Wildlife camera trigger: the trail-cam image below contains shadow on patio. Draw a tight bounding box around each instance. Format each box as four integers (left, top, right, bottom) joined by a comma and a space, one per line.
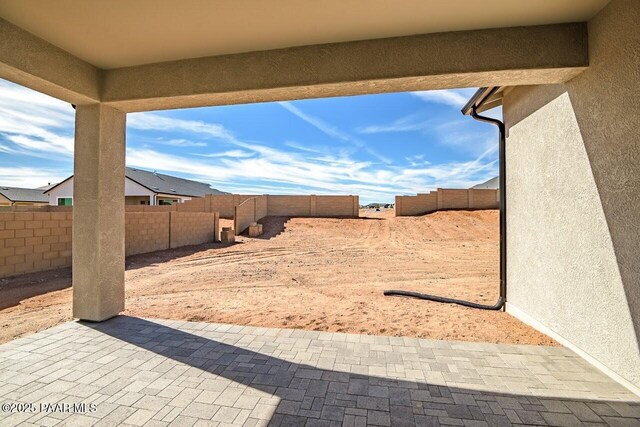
75, 316, 640, 426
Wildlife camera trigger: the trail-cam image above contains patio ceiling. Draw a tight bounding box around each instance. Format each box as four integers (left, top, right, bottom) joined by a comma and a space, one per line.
0, 0, 608, 69
0, 1, 605, 111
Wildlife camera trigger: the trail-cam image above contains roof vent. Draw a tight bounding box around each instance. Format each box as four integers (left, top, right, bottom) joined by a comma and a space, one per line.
153, 186, 159, 190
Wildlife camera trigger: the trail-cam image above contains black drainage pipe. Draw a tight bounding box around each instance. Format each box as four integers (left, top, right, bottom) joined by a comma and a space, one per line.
383, 91, 507, 311
384, 290, 505, 311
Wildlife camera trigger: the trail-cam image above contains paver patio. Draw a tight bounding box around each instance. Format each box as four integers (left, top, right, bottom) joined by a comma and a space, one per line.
0, 317, 638, 426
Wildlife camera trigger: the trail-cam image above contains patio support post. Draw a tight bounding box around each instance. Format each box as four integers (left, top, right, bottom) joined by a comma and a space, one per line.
72, 104, 126, 321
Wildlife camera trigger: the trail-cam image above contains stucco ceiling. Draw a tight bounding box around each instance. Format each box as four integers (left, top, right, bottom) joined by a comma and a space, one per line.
0, 0, 609, 69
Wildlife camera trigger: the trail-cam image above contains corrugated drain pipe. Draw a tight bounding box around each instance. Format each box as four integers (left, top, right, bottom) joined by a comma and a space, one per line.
384, 94, 506, 311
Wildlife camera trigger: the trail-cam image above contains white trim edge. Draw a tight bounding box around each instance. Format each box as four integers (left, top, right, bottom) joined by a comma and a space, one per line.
506, 302, 640, 397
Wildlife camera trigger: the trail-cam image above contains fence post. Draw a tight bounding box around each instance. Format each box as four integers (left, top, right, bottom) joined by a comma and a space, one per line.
168, 211, 173, 249
253, 197, 257, 222
310, 195, 317, 216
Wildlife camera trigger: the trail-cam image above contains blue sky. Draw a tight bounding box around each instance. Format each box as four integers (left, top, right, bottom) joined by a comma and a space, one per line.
0, 79, 499, 203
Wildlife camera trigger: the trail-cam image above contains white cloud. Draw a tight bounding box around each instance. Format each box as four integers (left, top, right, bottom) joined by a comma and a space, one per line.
153, 138, 207, 147
279, 102, 353, 143
411, 88, 477, 109
357, 113, 433, 134
0, 80, 75, 157
0, 166, 68, 188
279, 101, 392, 164
194, 150, 254, 158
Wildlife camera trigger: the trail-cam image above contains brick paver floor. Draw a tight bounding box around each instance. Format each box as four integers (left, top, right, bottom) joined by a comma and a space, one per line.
0, 316, 638, 426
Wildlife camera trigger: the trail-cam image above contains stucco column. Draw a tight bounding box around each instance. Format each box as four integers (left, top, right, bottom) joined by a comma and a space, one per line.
72, 104, 126, 321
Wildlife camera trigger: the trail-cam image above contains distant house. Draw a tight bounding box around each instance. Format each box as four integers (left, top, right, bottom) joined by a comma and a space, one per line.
45, 167, 227, 206
0, 186, 49, 206
471, 176, 499, 190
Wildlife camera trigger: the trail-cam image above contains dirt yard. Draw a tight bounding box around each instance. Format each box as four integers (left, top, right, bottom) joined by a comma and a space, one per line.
0, 209, 555, 346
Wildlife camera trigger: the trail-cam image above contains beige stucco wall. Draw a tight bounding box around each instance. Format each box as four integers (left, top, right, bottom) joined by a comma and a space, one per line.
503, 0, 640, 392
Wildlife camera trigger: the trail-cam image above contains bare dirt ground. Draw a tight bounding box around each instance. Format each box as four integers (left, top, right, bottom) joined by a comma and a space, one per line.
0, 209, 556, 346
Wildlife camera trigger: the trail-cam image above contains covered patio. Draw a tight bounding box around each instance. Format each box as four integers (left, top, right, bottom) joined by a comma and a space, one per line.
1, 0, 640, 423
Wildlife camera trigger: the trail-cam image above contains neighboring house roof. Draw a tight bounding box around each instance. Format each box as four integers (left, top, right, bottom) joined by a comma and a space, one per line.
125, 167, 226, 197
472, 176, 499, 189
0, 186, 49, 203
45, 167, 227, 197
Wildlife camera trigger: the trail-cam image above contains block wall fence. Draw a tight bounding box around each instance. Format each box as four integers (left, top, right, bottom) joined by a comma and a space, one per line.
0, 210, 219, 278
234, 194, 359, 234
122, 194, 359, 221
395, 188, 499, 216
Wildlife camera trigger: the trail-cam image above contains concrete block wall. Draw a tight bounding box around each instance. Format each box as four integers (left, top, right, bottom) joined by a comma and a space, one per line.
267, 195, 312, 216
187, 194, 256, 218
234, 195, 358, 235
395, 189, 498, 216
0, 211, 72, 277
175, 197, 206, 212
125, 212, 170, 256
177, 194, 359, 220
208, 195, 237, 218
0, 210, 220, 278
468, 189, 500, 209
395, 192, 437, 216
170, 212, 219, 248
0, 205, 73, 213
125, 205, 175, 212
437, 189, 470, 210
266, 195, 358, 217
234, 197, 264, 235
315, 195, 360, 217
256, 195, 268, 219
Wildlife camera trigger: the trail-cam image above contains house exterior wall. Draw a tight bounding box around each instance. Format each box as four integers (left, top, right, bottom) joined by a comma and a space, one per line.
125, 196, 151, 205
48, 177, 166, 205
47, 178, 74, 205
156, 193, 192, 205
125, 179, 155, 198
503, 0, 640, 393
